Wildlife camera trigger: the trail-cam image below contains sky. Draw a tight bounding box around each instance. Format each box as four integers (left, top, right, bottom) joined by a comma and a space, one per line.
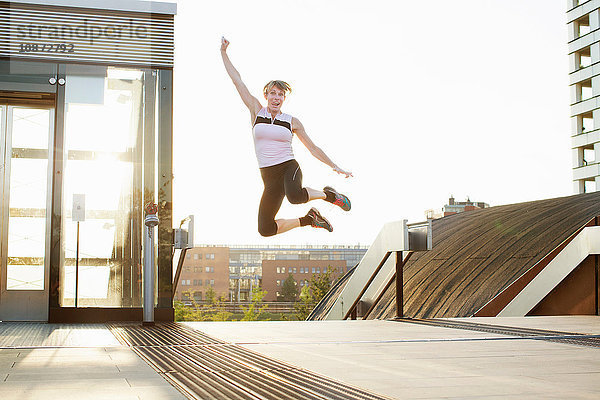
168, 0, 571, 247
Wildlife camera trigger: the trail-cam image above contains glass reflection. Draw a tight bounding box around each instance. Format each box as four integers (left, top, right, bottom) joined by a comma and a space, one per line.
5, 108, 50, 291
60, 67, 145, 307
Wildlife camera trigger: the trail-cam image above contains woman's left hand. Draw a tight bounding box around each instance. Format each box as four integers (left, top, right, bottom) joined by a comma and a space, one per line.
334, 166, 353, 178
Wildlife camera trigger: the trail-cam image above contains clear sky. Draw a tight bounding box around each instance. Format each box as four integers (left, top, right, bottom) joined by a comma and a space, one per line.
168, 0, 571, 246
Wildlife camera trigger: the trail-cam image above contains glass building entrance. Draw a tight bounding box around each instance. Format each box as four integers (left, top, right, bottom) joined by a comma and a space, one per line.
0, 0, 176, 322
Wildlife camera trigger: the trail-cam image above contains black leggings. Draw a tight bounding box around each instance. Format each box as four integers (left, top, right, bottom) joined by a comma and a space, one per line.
258, 159, 309, 237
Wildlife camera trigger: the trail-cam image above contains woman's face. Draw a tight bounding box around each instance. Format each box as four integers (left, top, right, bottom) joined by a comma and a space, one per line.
265, 86, 286, 113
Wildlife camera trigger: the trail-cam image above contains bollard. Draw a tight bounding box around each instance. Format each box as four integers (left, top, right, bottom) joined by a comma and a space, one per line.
143, 202, 159, 326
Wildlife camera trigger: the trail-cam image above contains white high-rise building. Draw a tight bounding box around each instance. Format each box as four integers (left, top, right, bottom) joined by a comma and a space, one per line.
569, 0, 600, 193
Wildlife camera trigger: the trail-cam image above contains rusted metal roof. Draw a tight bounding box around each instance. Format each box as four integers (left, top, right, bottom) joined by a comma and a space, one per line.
349, 192, 600, 320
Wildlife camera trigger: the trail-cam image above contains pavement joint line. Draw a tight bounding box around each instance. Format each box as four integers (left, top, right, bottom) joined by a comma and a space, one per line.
0, 345, 124, 350
91, 334, 600, 347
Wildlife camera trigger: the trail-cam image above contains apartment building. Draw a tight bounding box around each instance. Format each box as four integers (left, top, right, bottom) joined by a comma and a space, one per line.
569, 0, 600, 192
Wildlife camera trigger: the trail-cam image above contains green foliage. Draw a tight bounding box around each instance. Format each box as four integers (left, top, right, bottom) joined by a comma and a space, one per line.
281, 274, 298, 302
311, 266, 334, 300
294, 266, 335, 320
294, 285, 314, 320
240, 287, 269, 321
174, 289, 233, 322
205, 287, 216, 304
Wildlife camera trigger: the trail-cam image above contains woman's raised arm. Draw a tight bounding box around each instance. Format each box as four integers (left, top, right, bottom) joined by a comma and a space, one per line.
220, 37, 262, 120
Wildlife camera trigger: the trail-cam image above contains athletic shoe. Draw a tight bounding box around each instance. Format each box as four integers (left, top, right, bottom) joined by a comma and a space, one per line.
323, 186, 351, 211
306, 207, 333, 232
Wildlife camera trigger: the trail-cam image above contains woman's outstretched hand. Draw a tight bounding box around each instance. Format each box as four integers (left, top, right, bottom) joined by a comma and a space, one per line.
221, 36, 230, 52
333, 166, 353, 178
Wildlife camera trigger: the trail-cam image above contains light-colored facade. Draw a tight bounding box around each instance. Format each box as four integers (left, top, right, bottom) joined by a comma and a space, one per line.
569, 0, 600, 193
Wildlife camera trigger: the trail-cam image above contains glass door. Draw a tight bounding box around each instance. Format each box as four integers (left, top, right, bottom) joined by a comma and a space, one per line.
0, 105, 53, 321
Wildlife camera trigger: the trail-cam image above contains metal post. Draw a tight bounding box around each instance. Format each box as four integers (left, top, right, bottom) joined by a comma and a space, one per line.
75, 221, 79, 308
395, 251, 404, 319
143, 203, 159, 325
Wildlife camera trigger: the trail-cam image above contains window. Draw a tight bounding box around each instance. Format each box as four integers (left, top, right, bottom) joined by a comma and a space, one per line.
300, 280, 304, 286
205, 266, 210, 273
210, 280, 214, 286
198, 280, 203, 286
193, 279, 197, 286
293, 267, 297, 273
206, 253, 215, 260
210, 267, 215, 273
584, 180, 596, 193
312, 267, 316, 273
181, 279, 186, 286
205, 279, 210, 286
576, 14, 590, 38
186, 253, 191, 259
277, 280, 281, 286
193, 254, 199, 260
577, 46, 592, 70
288, 267, 292, 273
316, 267, 320, 274
584, 148, 595, 165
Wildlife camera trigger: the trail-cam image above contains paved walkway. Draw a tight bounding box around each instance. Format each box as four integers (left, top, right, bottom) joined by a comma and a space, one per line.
0, 323, 185, 400
184, 316, 600, 399
0, 317, 598, 399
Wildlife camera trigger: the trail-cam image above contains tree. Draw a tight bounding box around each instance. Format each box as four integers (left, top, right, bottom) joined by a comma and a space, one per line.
310, 266, 334, 301
294, 285, 313, 320
174, 288, 232, 322
280, 274, 298, 302
205, 286, 216, 304
294, 266, 335, 320
241, 287, 269, 321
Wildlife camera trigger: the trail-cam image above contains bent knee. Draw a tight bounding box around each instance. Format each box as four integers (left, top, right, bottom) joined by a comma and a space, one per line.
287, 189, 308, 205
258, 222, 277, 237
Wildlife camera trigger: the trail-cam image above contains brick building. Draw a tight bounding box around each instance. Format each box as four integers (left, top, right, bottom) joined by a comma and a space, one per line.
426, 196, 490, 219
443, 196, 489, 216
261, 259, 347, 302
175, 245, 368, 302
175, 247, 229, 302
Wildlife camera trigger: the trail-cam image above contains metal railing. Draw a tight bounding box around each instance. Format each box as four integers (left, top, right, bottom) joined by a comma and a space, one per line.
324, 219, 432, 320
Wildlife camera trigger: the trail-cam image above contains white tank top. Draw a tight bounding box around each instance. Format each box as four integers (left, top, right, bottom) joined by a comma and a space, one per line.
252, 107, 295, 168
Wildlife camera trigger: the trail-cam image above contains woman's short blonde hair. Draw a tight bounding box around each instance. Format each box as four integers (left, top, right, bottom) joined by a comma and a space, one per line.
263, 80, 292, 97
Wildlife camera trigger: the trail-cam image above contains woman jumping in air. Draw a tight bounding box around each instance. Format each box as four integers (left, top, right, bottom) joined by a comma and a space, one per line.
220, 37, 353, 236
